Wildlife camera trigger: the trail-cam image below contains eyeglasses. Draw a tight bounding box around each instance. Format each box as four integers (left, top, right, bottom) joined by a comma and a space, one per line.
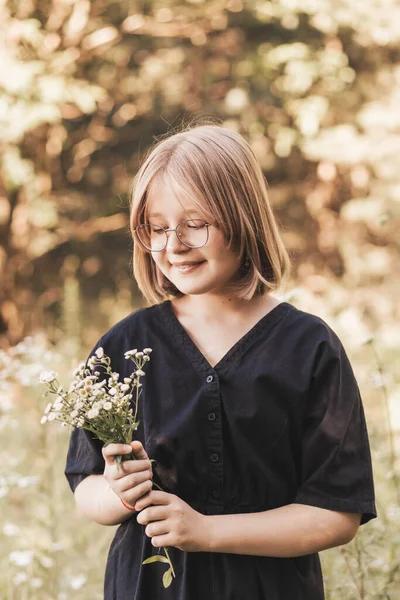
133, 219, 212, 252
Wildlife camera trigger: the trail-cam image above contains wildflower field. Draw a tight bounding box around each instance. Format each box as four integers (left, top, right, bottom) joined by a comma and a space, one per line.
0, 288, 399, 600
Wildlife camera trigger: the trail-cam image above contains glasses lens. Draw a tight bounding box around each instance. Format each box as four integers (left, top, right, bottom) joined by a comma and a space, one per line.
177, 220, 208, 248
136, 224, 167, 251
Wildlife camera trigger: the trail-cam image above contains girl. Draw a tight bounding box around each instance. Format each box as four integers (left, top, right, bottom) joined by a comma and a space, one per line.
65, 124, 376, 600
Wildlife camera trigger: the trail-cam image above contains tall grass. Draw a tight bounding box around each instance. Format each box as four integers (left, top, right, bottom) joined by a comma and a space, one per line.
0, 304, 398, 598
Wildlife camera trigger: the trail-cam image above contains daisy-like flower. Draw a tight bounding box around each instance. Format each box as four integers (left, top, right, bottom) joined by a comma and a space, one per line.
39, 371, 58, 383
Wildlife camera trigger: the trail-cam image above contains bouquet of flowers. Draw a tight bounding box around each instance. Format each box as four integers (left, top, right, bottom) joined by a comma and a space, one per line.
39, 346, 175, 588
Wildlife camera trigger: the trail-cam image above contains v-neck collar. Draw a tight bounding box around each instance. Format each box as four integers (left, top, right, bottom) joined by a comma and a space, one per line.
158, 299, 292, 377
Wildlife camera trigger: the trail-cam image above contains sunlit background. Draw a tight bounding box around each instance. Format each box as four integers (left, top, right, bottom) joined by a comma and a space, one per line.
0, 0, 399, 598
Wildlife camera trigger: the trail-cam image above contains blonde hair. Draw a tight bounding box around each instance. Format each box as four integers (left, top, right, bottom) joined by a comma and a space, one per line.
129, 123, 291, 305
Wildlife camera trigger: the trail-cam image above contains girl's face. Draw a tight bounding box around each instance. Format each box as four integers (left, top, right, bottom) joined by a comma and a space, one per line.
144, 176, 241, 298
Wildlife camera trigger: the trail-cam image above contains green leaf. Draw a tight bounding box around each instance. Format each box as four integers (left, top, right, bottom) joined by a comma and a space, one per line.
163, 568, 173, 588
142, 555, 169, 565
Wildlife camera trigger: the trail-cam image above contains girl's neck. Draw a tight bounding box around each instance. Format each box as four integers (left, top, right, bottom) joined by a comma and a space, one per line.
171, 293, 280, 324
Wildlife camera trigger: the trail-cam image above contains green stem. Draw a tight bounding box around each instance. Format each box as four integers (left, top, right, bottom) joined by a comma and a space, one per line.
370, 341, 400, 505
163, 547, 176, 578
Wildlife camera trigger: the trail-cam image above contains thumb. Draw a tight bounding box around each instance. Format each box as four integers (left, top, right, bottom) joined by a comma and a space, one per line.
130, 440, 149, 461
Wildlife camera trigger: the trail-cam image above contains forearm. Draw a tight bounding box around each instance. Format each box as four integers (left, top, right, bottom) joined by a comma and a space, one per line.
74, 474, 135, 526
206, 503, 361, 557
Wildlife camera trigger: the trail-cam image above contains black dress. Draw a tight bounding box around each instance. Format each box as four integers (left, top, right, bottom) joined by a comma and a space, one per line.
65, 300, 376, 600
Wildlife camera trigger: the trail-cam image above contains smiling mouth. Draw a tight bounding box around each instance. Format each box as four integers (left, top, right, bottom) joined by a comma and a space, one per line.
171, 261, 206, 272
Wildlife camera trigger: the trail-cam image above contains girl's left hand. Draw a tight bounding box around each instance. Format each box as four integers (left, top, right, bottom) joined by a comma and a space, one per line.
135, 491, 210, 552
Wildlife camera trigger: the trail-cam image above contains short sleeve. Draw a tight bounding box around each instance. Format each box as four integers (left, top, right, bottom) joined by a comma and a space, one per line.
64, 339, 106, 493
294, 329, 377, 525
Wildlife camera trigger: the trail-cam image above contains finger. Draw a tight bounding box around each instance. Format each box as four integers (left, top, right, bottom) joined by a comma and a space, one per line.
102, 443, 132, 465
145, 520, 170, 539
115, 456, 152, 475
118, 469, 152, 493
124, 479, 154, 505
135, 491, 171, 512
151, 534, 172, 548
136, 505, 169, 525
130, 440, 150, 461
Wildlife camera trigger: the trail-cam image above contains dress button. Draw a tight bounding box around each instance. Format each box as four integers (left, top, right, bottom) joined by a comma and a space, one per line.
206, 375, 214, 383
210, 453, 219, 462
212, 489, 220, 498
207, 412, 216, 421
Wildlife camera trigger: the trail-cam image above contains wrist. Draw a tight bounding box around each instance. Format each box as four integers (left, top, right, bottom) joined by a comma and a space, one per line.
120, 497, 136, 512
200, 515, 215, 552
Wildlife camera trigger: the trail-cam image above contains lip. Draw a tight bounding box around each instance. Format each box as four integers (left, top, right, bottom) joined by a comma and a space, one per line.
170, 260, 206, 273
170, 261, 205, 267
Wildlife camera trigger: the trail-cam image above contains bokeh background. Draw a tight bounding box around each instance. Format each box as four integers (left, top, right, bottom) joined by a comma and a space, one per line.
0, 0, 399, 598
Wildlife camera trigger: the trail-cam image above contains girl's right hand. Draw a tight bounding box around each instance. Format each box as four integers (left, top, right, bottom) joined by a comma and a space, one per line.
102, 440, 153, 509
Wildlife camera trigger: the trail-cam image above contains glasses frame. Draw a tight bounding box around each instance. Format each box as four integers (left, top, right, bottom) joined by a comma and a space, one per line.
133, 219, 212, 252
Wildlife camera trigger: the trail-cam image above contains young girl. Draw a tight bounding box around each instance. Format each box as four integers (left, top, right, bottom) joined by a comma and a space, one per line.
65, 124, 376, 600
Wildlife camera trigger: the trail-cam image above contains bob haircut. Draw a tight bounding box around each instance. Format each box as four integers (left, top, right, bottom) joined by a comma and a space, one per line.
129, 123, 291, 305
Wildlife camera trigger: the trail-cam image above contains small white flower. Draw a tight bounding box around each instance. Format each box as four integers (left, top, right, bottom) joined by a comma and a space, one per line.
124, 378, 131, 383
93, 380, 106, 390
39, 555, 54, 569
70, 574, 87, 590
87, 409, 99, 419
143, 355, 150, 362
3, 522, 20, 536
61, 422, 68, 427
135, 369, 145, 377
104, 402, 112, 410
124, 349, 137, 358
9, 549, 33, 567
40, 416, 47, 424
39, 371, 58, 383
44, 403, 52, 414
95, 347, 104, 359
121, 384, 130, 392
13, 572, 28, 585
143, 348, 152, 354
47, 413, 56, 421
53, 402, 63, 411
109, 388, 116, 396
135, 352, 144, 358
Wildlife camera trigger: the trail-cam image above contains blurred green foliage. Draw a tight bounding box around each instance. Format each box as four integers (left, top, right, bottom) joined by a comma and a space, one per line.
0, 0, 399, 348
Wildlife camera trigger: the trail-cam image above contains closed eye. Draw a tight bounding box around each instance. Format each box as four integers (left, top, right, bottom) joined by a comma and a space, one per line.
150, 225, 165, 234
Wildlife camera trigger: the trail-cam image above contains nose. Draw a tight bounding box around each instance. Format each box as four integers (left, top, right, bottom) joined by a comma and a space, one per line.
165, 229, 186, 253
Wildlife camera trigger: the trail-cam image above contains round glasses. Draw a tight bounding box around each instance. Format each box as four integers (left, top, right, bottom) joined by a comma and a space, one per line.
133, 219, 211, 252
